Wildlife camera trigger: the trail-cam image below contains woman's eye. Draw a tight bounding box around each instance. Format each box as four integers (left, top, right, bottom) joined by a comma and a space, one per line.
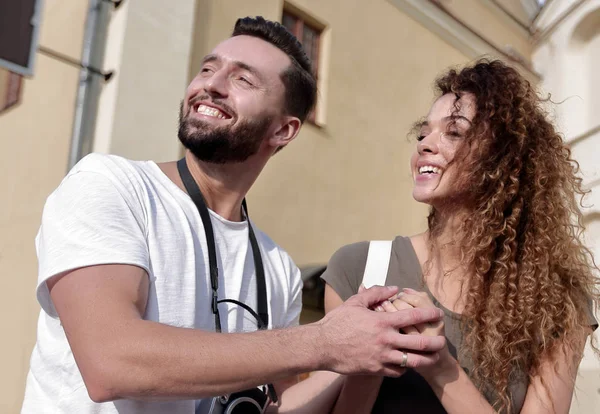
445, 130, 463, 139
417, 135, 426, 142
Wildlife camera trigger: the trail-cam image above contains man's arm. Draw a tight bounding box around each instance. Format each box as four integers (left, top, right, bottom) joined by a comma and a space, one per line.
48, 264, 321, 402
49, 264, 446, 403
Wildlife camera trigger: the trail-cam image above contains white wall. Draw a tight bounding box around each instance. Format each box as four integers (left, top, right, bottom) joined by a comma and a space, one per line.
94, 0, 196, 161
533, 1, 600, 412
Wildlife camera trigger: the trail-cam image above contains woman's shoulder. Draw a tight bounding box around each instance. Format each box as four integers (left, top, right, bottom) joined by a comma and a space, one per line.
324, 241, 370, 278
321, 236, 422, 301
325, 235, 421, 274
320, 241, 371, 301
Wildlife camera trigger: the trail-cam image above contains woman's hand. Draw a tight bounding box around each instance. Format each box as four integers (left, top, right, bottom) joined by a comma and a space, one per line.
381, 288, 456, 380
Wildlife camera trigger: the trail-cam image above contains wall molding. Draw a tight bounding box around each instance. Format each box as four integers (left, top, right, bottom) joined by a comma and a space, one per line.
387, 0, 539, 78
387, 0, 492, 59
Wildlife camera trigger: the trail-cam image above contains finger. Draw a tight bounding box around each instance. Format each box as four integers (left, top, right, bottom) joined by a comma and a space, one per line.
349, 285, 399, 308
389, 332, 446, 353
387, 292, 400, 302
358, 284, 366, 293
385, 307, 444, 329
381, 300, 419, 335
386, 349, 441, 369
401, 325, 420, 335
396, 293, 433, 309
393, 295, 439, 334
388, 299, 419, 334
379, 366, 407, 378
381, 299, 398, 313
391, 298, 413, 311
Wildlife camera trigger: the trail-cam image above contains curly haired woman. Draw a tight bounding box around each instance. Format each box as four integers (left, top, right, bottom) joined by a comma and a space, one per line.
321, 59, 599, 414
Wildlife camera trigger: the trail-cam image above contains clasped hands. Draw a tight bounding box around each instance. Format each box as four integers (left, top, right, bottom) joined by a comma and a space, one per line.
368, 286, 455, 379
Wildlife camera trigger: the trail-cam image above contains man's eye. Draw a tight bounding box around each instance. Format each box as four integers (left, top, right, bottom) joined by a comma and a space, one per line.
239, 76, 252, 85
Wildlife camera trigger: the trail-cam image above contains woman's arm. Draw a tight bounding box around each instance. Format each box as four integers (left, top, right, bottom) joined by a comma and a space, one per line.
423, 335, 585, 414
325, 284, 387, 414
520, 334, 587, 414
269, 284, 384, 414
267, 371, 344, 414
396, 289, 588, 414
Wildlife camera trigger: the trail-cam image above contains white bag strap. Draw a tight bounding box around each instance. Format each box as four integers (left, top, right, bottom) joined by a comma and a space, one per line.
361, 240, 393, 288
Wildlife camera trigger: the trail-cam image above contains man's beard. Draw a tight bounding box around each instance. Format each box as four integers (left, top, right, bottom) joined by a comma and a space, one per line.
178, 101, 272, 164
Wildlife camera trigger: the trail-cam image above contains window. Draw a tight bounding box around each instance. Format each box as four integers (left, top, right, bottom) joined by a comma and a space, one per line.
0, 0, 44, 76
0, 69, 22, 114
282, 8, 323, 123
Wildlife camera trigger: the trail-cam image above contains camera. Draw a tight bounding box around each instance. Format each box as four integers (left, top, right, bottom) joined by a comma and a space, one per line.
197, 386, 271, 414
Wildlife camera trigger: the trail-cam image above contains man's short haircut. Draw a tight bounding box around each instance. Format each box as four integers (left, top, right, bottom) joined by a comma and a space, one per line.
233, 16, 317, 123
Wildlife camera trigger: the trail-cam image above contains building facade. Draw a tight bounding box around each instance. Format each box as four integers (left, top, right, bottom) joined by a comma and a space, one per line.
532, 0, 600, 411
1, 0, 597, 412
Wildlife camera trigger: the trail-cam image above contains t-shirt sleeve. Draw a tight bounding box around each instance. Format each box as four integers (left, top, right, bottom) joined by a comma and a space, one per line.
282, 264, 303, 328
320, 242, 369, 302
36, 170, 150, 319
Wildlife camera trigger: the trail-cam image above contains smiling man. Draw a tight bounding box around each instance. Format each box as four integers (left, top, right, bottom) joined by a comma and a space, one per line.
21, 17, 446, 414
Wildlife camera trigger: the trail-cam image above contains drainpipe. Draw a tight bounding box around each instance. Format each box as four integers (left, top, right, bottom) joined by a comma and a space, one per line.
67, 0, 112, 170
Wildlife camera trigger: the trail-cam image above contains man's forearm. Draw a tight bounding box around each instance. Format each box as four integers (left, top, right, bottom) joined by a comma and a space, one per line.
82, 320, 325, 402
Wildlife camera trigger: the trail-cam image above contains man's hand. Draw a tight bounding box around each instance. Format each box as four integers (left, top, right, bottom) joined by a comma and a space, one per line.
317, 285, 446, 377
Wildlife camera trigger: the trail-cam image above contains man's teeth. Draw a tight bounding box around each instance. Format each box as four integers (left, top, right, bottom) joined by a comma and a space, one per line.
419, 165, 442, 174
197, 104, 227, 119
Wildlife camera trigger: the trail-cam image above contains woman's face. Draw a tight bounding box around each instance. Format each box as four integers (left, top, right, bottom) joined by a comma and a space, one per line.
410, 92, 476, 207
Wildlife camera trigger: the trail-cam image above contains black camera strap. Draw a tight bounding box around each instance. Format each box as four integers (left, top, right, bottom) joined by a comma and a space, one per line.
177, 157, 278, 405
177, 158, 269, 331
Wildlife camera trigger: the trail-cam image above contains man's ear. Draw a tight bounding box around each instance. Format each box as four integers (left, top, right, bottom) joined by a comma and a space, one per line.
269, 116, 302, 149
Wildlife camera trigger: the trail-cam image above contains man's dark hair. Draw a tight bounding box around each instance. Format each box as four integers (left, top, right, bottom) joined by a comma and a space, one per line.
233, 16, 317, 123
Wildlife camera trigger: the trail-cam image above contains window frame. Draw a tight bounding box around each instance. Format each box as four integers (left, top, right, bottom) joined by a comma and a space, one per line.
281, 8, 323, 124
0, 71, 23, 113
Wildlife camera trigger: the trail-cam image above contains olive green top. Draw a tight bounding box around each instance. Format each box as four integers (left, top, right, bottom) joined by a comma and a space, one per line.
321, 236, 597, 413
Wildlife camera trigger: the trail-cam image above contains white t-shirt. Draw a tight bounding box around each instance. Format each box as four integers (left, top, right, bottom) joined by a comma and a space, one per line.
21, 153, 303, 414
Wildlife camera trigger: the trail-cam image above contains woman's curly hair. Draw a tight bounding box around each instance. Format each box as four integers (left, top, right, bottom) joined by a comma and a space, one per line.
427, 59, 599, 412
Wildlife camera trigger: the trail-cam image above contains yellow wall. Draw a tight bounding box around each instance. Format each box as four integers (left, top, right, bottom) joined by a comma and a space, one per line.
0, 1, 88, 412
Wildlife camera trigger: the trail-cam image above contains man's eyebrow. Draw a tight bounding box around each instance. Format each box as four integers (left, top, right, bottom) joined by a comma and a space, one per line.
200, 54, 265, 83
201, 54, 219, 65
232, 60, 264, 82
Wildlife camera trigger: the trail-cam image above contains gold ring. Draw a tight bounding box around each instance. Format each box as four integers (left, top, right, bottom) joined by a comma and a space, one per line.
400, 351, 408, 368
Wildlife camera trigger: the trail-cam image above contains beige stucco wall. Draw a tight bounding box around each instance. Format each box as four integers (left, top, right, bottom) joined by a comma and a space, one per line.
0, 2, 89, 412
